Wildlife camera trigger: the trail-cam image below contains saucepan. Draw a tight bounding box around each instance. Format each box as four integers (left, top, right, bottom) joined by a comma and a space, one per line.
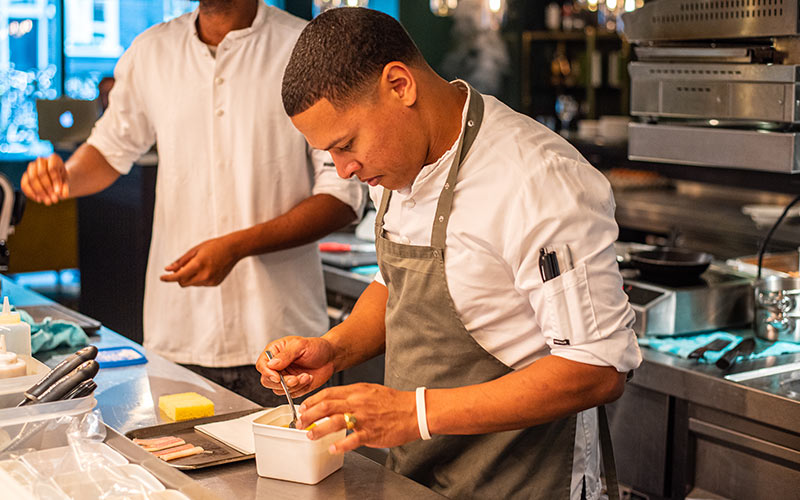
753, 276, 800, 343
624, 247, 714, 284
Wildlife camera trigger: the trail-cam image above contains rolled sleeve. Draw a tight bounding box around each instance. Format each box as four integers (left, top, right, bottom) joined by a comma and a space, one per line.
541, 247, 641, 372
309, 147, 366, 219
86, 41, 156, 175
512, 158, 642, 373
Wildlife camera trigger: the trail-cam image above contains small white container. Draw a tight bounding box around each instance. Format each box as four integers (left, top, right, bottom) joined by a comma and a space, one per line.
252, 404, 345, 484
0, 355, 52, 396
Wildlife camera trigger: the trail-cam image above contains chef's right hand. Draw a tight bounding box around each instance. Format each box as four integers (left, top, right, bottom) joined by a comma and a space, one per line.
21, 154, 70, 205
256, 336, 336, 398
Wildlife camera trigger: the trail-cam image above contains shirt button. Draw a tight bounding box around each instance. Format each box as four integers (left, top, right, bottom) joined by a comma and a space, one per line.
404, 199, 416, 208
215, 77, 224, 85
400, 236, 411, 244
216, 109, 224, 117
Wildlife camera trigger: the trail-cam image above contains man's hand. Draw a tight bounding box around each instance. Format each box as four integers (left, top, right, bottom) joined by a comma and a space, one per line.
297, 384, 419, 454
160, 235, 240, 287
256, 336, 337, 397
21, 154, 70, 205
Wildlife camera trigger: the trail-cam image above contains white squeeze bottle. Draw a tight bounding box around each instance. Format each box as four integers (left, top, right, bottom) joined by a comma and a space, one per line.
0, 296, 31, 357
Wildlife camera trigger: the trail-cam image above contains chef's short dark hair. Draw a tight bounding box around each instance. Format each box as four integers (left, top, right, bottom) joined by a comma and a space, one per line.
282, 7, 424, 117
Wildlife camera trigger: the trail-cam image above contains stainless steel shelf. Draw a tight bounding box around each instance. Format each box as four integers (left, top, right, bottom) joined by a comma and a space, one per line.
628, 122, 800, 173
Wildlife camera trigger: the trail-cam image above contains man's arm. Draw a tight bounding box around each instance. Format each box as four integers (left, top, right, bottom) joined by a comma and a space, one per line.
160, 193, 357, 286
255, 280, 387, 396
324, 280, 388, 371
21, 144, 121, 204
296, 351, 625, 452
426, 355, 625, 435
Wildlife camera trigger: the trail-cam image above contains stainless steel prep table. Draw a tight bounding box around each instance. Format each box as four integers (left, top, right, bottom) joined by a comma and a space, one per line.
322, 263, 800, 500
2, 276, 444, 500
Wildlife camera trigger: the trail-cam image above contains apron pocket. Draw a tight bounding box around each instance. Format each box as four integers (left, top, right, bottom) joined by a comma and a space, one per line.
542, 263, 601, 346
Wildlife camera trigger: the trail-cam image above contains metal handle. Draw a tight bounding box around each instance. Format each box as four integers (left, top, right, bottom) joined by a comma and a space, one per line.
265, 350, 297, 428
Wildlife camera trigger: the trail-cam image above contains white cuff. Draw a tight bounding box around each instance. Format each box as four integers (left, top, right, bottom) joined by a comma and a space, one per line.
416, 386, 432, 440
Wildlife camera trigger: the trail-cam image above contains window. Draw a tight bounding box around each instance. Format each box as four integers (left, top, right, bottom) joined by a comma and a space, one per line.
1, 0, 204, 159
1, 0, 60, 157
1, 0, 395, 160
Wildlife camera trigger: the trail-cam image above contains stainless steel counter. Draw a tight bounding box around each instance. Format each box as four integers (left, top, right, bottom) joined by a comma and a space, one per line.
3, 276, 444, 500
320, 263, 800, 500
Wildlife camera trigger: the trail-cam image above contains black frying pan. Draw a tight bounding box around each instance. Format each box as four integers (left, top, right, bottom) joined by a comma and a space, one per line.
627, 247, 713, 284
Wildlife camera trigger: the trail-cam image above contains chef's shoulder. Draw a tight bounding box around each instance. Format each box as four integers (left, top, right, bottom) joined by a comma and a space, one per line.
113, 11, 197, 69
476, 95, 613, 210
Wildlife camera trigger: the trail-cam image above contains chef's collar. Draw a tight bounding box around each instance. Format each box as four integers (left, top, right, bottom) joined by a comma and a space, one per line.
397, 80, 471, 197
190, 0, 268, 45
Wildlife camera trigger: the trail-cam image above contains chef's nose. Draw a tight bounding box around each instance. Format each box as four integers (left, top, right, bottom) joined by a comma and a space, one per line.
337, 159, 361, 180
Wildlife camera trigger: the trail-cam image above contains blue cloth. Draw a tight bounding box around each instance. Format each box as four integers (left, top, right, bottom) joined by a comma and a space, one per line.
15, 308, 90, 354
638, 331, 800, 364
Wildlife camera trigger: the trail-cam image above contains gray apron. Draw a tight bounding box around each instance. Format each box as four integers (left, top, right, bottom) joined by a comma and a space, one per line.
374, 85, 619, 500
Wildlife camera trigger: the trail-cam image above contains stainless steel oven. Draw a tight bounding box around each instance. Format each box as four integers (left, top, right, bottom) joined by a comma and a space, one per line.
621, 0, 800, 173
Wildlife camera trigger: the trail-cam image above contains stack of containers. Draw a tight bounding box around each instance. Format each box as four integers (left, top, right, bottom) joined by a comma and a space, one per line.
0, 296, 187, 498
0, 296, 50, 396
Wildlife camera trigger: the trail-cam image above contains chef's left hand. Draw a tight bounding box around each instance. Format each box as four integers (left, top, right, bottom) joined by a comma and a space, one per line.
298, 383, 420, 454
159, 236, 239, 287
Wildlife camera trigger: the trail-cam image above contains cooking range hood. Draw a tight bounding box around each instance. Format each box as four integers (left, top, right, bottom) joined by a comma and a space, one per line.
621, 0, 800, 173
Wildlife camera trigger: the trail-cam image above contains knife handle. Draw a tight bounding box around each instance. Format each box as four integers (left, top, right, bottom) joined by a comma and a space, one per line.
21, 345, 98, 403
62, 379, 98, 400
36, 360, 99, 404
715, 338, 755, 370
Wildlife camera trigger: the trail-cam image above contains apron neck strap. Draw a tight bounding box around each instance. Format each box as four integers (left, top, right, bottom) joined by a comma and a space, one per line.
375, 84, 485, 247
430, 84, 484, 249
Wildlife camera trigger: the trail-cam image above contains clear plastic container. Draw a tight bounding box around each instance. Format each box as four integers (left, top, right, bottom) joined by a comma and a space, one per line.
55, 464, 165, 499
22, 442, 128, 476
0, 355, 51, 396
0, 395, 182, 499
252, 404, 345, 484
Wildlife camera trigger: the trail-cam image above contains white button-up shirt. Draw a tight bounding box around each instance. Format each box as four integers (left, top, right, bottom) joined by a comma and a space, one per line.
373, 88, 640, 373
87, 2, 365, 367
372, 85, 640, 500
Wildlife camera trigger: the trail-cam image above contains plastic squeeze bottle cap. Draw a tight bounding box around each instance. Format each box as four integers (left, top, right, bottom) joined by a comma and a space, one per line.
0, 296, 21, 324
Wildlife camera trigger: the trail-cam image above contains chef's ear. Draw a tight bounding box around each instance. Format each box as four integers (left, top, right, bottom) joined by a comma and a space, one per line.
380, 62, 417, 107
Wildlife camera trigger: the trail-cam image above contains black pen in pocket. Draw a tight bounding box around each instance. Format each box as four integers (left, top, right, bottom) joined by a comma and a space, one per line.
539, 245, 573, 282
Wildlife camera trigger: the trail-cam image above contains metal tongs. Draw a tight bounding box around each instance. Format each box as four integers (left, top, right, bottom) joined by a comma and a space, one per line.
265, 350, 297, 429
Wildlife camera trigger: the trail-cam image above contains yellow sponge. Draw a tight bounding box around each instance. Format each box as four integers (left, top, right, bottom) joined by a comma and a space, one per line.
158, 392, 215, 421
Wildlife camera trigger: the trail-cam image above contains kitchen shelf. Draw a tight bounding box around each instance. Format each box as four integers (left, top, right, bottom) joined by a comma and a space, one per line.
520, 27, 630, 123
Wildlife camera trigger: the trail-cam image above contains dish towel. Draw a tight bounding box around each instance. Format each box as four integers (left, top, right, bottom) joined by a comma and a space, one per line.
638, 331, 800, 364
15, 308, 90, 354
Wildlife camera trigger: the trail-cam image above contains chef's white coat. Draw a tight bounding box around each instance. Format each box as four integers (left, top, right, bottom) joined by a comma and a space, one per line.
371, 83, 641, 500
87, 2, 365, 367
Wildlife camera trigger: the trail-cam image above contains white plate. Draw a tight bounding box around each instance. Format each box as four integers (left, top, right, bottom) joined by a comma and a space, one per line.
741, 204, 800, 228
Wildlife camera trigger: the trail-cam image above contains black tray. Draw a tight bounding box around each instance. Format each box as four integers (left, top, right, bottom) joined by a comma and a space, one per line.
19, 303, 102, 334
124, 408, 264, 470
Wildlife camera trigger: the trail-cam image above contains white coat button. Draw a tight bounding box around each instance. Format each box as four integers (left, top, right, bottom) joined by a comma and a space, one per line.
215, 77, 224, 85
216, 109, 224, 117
405, 199, 416, 208
400, 236, 411, 244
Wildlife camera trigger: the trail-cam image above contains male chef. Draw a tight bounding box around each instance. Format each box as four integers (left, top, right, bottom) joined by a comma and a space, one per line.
21, 0, 364, 405
257, 7, 641, 499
